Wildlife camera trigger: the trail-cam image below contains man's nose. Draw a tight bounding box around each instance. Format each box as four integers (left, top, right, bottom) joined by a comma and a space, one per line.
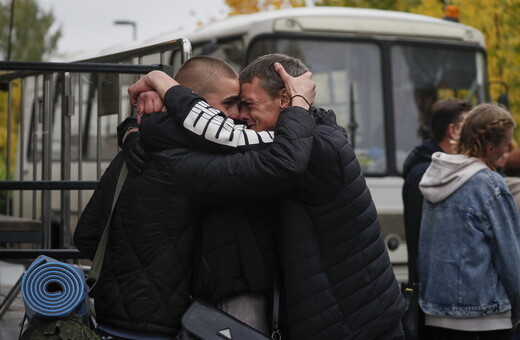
239, 106, 250, 122
227, 104, 240, 120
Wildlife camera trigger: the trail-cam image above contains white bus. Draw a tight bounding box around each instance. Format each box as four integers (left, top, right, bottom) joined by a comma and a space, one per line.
158, 6, 490, 279
3, 6, 492, 281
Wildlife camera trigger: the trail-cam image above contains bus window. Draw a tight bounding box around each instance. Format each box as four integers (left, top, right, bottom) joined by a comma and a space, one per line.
248, 38, 386, 174
171, 37, 244, 73
391, 45, 486, 172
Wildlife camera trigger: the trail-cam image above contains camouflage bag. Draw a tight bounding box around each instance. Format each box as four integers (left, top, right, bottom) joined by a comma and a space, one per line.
20, 317, 99, 340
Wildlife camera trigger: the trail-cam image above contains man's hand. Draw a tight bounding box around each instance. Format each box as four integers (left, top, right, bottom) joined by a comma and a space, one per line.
274, 62, 316, 109
128, 71, 180, 108
122, 130, 149, 175
136, 91, 166, 120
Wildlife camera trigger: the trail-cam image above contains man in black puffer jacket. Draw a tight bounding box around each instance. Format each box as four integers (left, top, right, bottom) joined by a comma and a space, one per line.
131, 54, 406, 340
74, 57, 316, 339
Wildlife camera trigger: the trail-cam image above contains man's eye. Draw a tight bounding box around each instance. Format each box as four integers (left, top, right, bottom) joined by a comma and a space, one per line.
224, 100, 238, 107
239, 101, 251, 109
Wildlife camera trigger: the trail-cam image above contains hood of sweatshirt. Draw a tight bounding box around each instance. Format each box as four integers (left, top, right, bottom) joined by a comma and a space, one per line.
505, 177, 520, 197
419, 152, 488, 203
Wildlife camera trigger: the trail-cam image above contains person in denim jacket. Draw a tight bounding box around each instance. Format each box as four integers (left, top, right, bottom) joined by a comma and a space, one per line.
418, 103, 520, 340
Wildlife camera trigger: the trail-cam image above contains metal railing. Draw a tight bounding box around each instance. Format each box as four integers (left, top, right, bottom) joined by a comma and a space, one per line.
0, 38, 192, 255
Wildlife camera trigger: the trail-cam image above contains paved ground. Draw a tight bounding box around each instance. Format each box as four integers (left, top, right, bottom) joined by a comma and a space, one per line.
0, 261, 26, 339
0, 260, 408, 339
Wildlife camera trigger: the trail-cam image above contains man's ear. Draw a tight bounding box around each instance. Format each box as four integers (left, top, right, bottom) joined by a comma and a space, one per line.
280, 88, 291, 109
447, 123, 458, 140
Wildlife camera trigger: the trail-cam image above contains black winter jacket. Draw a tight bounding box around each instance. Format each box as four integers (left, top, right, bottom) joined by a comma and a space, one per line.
278, 108, 405, 340
140, 87, 406, 339
401, 139, 441, 283
191, 202, 277, 305
73, 86, 315, 337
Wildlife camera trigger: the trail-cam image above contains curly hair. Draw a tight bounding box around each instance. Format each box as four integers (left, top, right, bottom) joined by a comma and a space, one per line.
456, 103, 516, 168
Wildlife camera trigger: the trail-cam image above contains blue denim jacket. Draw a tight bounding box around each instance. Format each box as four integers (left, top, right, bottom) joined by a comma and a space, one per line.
419, 156, 520, 321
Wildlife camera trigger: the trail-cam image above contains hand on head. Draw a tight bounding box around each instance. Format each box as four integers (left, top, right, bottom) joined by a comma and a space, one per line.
128, 70, 179, 109
274, 62, 316, 109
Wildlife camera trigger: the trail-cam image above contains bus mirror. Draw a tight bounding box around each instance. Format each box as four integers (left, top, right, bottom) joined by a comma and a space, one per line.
97, 73, 121, 116
200, 39, 220, 56
490, 81, 510, 109
498, 93, 510, 109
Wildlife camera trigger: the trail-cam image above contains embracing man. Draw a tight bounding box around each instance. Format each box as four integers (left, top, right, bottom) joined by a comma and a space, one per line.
74, 56, 315, 340
130, 53, 406, 340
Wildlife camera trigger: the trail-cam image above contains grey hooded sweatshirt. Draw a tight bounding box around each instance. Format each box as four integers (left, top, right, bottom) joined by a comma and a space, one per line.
419, 152, 488, 203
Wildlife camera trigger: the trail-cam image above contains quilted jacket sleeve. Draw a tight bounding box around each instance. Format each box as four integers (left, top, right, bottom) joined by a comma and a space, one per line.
73, 153, 125, 259
152, 107, 315, 200
140, 86, 275, 154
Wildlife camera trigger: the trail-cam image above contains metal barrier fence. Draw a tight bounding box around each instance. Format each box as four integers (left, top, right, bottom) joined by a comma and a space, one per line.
0, 38, 192, 255
0, 38, 192, 321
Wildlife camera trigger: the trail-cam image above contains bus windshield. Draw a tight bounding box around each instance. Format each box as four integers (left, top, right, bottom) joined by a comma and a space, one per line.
391, 45, 486, 172
249, 38, 386, 174
248, 37, 487, 175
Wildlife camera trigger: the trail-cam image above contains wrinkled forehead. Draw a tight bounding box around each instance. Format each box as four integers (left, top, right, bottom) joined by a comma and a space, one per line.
239, 77, 270, 100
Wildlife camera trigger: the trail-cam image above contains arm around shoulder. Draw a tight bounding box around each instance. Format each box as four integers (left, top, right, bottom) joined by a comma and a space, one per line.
159, 108, 315, 200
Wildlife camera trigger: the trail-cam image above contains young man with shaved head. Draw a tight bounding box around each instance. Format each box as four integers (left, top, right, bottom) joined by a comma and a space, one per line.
130, 54, 406, 340
74, 56, 315, 340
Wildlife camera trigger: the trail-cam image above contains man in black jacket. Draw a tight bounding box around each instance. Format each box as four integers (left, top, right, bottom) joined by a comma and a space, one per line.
74, 56, 316, 339
131, 54, 406, 340
401, 98, 470, 339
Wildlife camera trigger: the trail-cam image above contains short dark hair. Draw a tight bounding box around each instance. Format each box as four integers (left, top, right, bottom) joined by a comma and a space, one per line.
430, 98, 472, 142
239, 54, 309, 98
175, 56, 238, 97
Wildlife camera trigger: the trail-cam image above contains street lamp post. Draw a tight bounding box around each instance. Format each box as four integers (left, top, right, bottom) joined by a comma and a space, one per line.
113, 20, 137, 41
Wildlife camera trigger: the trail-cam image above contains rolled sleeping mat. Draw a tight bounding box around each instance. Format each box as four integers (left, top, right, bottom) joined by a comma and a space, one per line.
21, 255, 90, 320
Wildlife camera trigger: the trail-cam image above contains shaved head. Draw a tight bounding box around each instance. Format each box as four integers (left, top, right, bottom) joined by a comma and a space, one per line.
174, 56, 240, 118
174, 56, 238, 98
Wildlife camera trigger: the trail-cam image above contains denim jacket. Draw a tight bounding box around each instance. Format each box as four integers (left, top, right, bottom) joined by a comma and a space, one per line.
419, 152, 520, 321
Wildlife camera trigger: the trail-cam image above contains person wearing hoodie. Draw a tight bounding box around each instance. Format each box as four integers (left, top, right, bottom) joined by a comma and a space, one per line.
401, 98, 470, 339
504, 149, 520, 211
418, 103, 520, 340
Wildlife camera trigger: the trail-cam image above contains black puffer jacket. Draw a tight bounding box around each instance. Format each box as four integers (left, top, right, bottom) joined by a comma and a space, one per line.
401, 139, 441, 283
279, 108, 405, 339
143, 87, 406, 339
74, 87, 315, 337
74, 151, 196, 336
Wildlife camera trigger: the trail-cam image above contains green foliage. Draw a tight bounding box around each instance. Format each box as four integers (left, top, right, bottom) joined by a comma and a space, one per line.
316, 0, 401, 10
225, 0, 305, 15
0, 80, 20, 213
0, 0, 58, 213
0, 0, 61, 61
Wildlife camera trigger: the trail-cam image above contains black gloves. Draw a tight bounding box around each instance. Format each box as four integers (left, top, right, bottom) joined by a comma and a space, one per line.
122, 131, 149, 175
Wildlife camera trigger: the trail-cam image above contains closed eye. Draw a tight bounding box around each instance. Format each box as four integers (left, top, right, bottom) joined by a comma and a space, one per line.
238, 100, 252, 110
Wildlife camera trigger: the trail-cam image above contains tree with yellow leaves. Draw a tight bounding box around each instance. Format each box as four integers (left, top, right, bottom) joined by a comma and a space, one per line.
408, 0, 520, 131
225, 0, 306, 15
226, 0, 520, 129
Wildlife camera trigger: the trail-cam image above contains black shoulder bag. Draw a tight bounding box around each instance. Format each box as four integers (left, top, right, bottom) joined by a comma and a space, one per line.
179, 278, 281, 340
